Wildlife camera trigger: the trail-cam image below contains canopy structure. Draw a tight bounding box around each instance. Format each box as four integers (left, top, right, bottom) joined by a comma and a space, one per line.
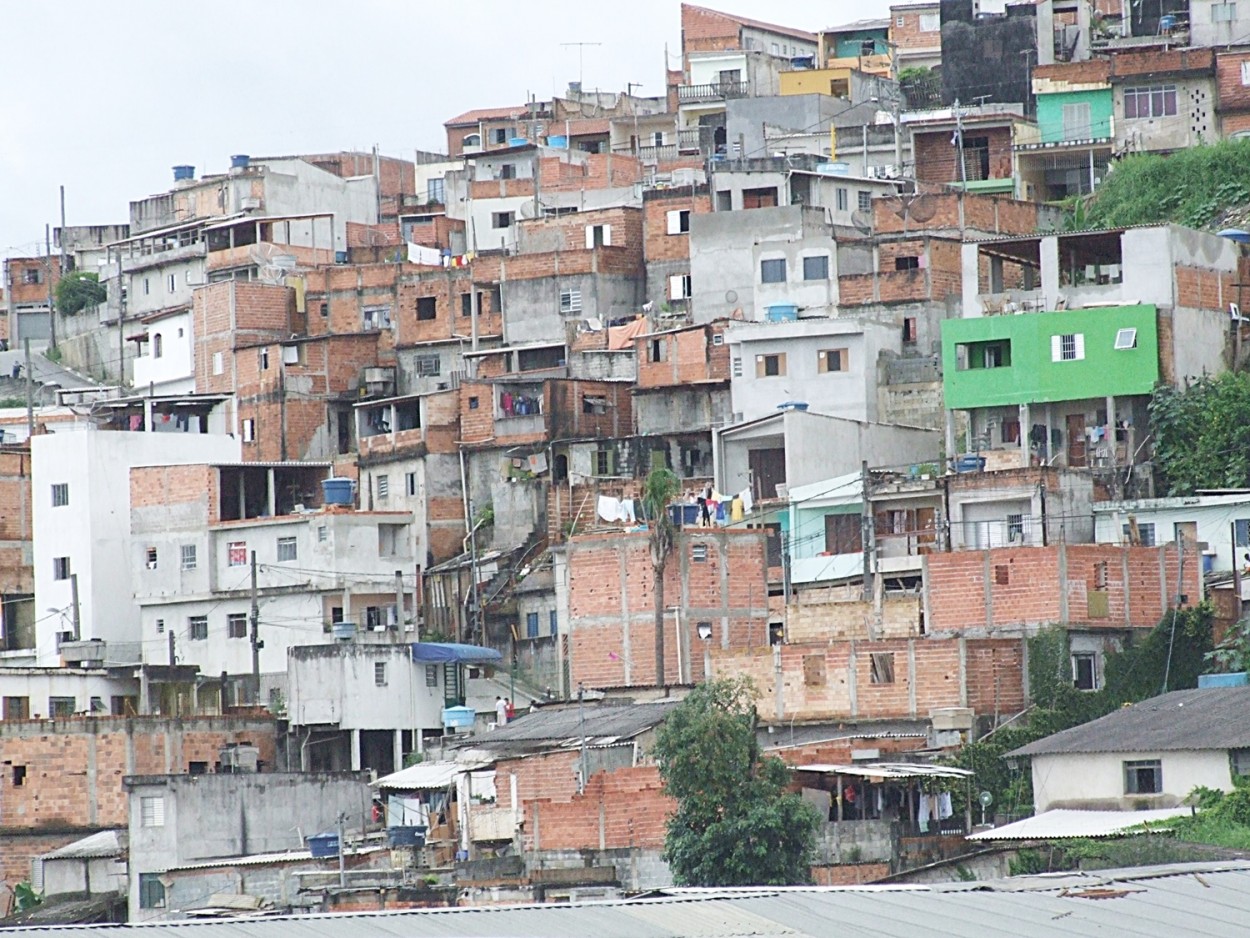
409, 642, 503, 665
793, 762, 974, 780
372, 760, 488, 792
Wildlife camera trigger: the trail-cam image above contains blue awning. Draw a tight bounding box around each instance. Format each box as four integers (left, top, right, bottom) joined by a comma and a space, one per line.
410, 642, 503, 665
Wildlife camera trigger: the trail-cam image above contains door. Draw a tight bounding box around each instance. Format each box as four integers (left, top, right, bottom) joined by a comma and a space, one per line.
825, 514, 862, 554
1066, 414, 1086, 467
748, 448, 787, 500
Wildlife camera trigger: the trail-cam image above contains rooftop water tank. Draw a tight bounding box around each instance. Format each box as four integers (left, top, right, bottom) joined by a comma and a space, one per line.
172, 165, 195, 182
230, 154, 251, 169
307, 833, 340, 858
546, 135, 569, 149
766, 303, 799, 322
322, 477, 356, 506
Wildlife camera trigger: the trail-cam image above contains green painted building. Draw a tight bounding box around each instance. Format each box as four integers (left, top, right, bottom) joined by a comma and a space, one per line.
942, 304, 1159, 411
1035, 87, 1113, 144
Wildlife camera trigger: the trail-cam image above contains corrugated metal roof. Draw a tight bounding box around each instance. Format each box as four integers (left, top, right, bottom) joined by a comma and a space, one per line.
10, 864, 1250, 935
472, 700, 678, 746
967, 808, 1190, 841
795, 763, 974, 780
373, 760, 484, 792
168, 845, 385, 872
42, 830, 124, 860
1010, 687, 1250, 757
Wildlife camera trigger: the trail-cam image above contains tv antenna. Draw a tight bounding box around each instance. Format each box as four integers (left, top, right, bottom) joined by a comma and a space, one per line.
561, 41, 602, 94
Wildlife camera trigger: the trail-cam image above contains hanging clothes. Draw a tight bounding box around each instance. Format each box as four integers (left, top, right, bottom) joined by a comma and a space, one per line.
620, 499, 636, 524
597, 495, 621, 523
917, 793, 931, 833
739, 488, 754, 514
938, 791, 953, 820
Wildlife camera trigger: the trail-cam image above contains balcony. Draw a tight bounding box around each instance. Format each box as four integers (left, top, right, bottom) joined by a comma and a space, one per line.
678, 80, 748, 104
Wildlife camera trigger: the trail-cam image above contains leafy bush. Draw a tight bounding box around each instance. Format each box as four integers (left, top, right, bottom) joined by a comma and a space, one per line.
54, 270, 106, 315
1150, 374, 1250, 495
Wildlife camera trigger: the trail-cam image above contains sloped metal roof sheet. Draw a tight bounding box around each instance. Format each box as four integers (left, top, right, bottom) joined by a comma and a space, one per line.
966, 807, 1191, 841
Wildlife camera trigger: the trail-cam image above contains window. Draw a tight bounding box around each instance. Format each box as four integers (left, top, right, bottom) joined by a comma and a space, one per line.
49, 696, 76, 717
836, 187, 848, 211
3, 697, 29, 720
691, 543, 708, 563
713, 332, 725, 346
818, 348, 847, 373
492, 211, 514, 229
550, 609, 558, 636
582, 395, 607, 415
1233, 749, 1250, 776
406, 472, 418, 497
139, 873, 166, 910
12, 764, 26, 785
755, 353, 786, 377
227, 613, 248, 639
995, 564, 1010, 585
468, 396, 479, 410
1123, 85, 1177, 119
462, 133, 481, 148
584, 224, 612, 248
212, 351, 224, 375
377, 475, 389, 500
425, 664, 439, 687
22, 268, 41, 285
363, 305, 391, 329
53, 557, 70, 580
903, 317, 917, 343
416, 353, 441, 376
802, 255, 829, 280
1122, 522, 1157, 547
895, 256, 920, 271
156, 619, 164, 634
648, 338, 668, 363
857, 191, 872, 212
1114, 327, 1137, 350
492, 127, 510, 144
1242, 61, 1250, 86
870, 652, 895, 684
732, 357, 742, 377
153, 334, 163, 359
1236, 519, 1250, 547
145, 546, 158, 570
920, 10, 940, 30
526, 611, 539, 638
1072, 652, 1097, 690
139, 795, 167, 827
669, 273, 691, 300
416, 297, 437, 321
1124, 759, 1162, 795
167, 274, 176, 293
653, 131, 665, 146
427, 177, 445, 203
760, 258, 786, 283
1006, 513, 1025, 542
461, 292, 473, 317
499, 163, 517, 180
317, 525, 327, 543
379, 523, 405, 557
1214, 2, 1237, 22
560, 289, 582, 313
1051, 333, 1085, 362
277, 536, 297, 562
189, 616, 208, 641
180, 544, 197, 571
259, 347, 270, 371
594, 447, 616, 476
228, 542, 248, 566
242, 418, 255, 443
375, 661, 388, 686
51, 483, 68, 507
666, 209, 691, 234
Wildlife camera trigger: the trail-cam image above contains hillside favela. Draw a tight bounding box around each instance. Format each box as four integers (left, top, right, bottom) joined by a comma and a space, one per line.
7, 1, 1250, 935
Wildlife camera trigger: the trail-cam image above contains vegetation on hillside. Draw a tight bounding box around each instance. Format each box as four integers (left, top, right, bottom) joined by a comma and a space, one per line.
53, 270, 106, 315
1149, 373, 1250, 496
947, 606, 1214, 817
1081, 140, 1250, 230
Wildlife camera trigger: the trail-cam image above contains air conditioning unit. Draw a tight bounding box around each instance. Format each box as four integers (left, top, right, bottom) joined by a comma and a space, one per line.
219, 744, 260, 774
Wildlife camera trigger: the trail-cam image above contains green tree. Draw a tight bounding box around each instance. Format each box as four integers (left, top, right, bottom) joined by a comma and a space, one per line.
54, 270, 106, 315
898, 67, 941, 110
652, 677, 819, 885
1149, 373, 1250, 495
642, 467, 681, 686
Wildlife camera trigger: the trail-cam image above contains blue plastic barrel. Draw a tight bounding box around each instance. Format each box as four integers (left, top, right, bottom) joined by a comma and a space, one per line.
322, 478, 356, 506
307, 833, 339, 858
766, 303, 799, 322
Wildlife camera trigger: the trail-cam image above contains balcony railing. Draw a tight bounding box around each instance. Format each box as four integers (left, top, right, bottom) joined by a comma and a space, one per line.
678, 80, 748, 103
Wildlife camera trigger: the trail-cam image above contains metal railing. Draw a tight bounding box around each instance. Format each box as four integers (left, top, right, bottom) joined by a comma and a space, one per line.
677, 80, 748, 103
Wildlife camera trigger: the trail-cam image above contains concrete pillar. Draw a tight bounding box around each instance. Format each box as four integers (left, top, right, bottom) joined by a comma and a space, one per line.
392, 729, 403, 774
1019, 402, 1031, 468
1106, 395, 1116, 470
350, 728, 362, 772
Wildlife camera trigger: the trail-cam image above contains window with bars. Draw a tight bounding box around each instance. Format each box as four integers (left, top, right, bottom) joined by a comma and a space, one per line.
375, 661, 388, 686
277, 536, 297, 562
227, 613, 248, 639
180, 544, 197, 570
1123, 85, 1177, 119
560, 289, 582, 313
189, 616, 208, 641
51, 483, 68, 507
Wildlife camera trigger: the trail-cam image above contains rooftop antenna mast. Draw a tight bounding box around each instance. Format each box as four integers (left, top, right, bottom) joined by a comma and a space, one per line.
561, 41, 602, 96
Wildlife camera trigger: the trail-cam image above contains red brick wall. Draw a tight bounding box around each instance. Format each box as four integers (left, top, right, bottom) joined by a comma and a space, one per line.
0, 448, 32, 595
888, 3, 941, 55
1109, 47, 1214, 80
4, 257, 62, 307
914, 125, 1014, 186
924, 543, 1196, 634
517, 207, 642, 253
526, 764, 672, 851
812, 862, 891, 885
567, 529, 769, 688
1217, 51, 1250, 127
635, 322, 730, 388
1175, 264, 1236, 311
642, 189, 713, 264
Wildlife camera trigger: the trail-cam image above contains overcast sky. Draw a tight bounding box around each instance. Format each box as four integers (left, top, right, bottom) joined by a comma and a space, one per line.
1, 1, 903, 260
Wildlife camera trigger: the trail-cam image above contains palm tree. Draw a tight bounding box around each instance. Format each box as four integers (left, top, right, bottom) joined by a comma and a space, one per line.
642, 467, 682, 687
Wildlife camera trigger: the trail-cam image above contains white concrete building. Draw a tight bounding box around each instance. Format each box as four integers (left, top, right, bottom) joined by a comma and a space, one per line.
1093, 492, 1250, 575
726, 317, 900, 424
1010, 687, 1250, 813
131, 308, 194, 394
0, 666, 139, 719
32, 428, 241, 668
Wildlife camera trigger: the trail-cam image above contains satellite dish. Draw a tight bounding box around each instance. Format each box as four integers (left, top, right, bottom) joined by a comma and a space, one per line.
850, 210, 873, 234
725, 290, 739, 304
907, 193, 938, 223
249, 244, 296, 285
517, 201, 538, 219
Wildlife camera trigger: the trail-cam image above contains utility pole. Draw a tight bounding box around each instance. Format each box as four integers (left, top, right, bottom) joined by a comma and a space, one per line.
954, 99, 968, 188
44, 226, 57, 352
69, 572, 81, 641
250, 550, 261, 704
58, 187, 68, 347
889, 43, 903, 174
577, 683, 588, 794
23, 339, 33, 438
336, 811, 348, 888
168, 628, 176, 667
115, 245, 126, 388
394, 569, 405, 632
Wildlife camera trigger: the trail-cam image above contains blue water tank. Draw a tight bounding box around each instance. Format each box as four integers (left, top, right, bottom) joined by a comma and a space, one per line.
230, 154, 251, 169
1198, 672, 1249, 688
307, 832, 339, 858
953, 454, 987, 473
172, 165, 195, 182
322, 477, 356, 506
766, 303, 799, 322
509, 137, 528, 147
442, 705, 476, 729
546, 135, 568, 148
777, 401, 809, 412
387, 825, 428, 847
